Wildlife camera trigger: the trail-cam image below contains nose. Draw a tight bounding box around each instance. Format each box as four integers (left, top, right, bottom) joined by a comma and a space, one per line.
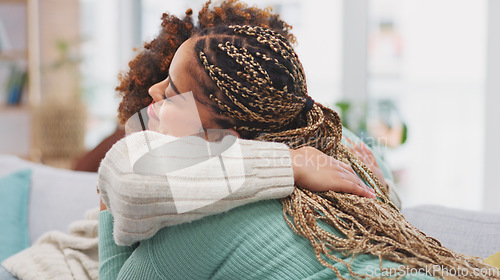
148, 79, 168, 103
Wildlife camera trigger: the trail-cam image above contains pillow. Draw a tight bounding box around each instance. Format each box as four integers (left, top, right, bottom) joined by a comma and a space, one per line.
0, 169, 31, 262
484, 251, 500, 269
0, 155, 98, 243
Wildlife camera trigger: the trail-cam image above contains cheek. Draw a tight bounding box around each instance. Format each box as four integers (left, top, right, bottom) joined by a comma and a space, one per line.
197, 107, 221, 129
158, 104, 204, 136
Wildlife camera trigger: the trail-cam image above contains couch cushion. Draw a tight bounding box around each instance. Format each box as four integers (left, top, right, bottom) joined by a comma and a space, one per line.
402, 204, 500, 258
0, 169, 31, 262
0, 155, 98, 243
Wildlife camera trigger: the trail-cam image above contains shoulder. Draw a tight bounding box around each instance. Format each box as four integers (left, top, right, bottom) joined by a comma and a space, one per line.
146, 199, 305, 260
156, 200, 287, 240
136, 200, 329, 279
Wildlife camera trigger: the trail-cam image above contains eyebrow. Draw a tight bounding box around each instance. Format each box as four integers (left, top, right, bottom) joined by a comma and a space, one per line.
168, 73, 184, 99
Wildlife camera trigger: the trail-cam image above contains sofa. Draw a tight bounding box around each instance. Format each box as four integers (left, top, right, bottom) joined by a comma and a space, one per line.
1, 154, 499, 265
0, 155, 98, 247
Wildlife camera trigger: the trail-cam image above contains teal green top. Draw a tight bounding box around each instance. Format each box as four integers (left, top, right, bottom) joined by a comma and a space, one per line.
99, 129, 436, 279
99, 200, 437, 279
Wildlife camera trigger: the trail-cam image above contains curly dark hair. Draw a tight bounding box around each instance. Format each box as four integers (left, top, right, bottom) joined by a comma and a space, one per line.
115, 0, 295, 125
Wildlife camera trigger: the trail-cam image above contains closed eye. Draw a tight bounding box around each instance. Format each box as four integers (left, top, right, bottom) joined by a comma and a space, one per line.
163, 94, 173, 103
163, 78, 172, 101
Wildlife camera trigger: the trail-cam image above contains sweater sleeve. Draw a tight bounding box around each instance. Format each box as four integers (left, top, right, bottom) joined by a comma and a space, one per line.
98, 210, 135, 280
97, 131, 294, 246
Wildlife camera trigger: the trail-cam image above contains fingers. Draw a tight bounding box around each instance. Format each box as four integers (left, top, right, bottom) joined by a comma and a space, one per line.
344, 137, 365, 158
344, 137, 379, 167
328, 158, 376, 198
292, 146, 377, 199
358, 143, 377, 165
334, 177, 376, 198
344, 137, 366, 157
338, 167, 376, 198
343, 137, 357, 150
337, 159, 358, 174
353, 183, 377, 198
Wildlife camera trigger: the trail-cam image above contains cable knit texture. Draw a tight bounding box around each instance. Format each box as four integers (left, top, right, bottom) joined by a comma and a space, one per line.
98, 131, 294, 246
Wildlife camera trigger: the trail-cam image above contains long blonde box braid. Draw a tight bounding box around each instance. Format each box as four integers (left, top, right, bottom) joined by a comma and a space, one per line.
196, 25, 500, 279
264, 106, 499, 280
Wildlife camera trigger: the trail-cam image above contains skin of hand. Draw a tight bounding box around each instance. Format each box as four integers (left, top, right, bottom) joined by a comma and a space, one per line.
289, 146, 376, 198
100, 197, 107, 211
343, 137, 386, 186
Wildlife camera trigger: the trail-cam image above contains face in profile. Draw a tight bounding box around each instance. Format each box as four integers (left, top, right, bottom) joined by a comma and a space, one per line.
146, 38, 224, 138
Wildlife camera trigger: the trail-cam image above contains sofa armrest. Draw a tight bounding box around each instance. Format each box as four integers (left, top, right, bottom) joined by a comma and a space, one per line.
402, 204, 500, 258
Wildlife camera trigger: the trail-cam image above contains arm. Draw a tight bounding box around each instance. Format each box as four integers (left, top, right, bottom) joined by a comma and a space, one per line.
98, 132, 294, 245
99, 131, 374, 245
98, 144, 374, 209
98, 210, 135, 280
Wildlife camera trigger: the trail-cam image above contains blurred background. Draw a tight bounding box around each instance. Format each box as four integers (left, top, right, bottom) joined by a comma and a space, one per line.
0, 0, 498, 212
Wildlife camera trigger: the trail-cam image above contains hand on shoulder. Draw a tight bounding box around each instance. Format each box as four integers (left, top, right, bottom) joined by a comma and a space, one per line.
290, 146, 376, 198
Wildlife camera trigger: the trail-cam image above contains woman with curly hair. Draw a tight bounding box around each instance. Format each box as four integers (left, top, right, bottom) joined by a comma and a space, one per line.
115, 0, 297, 125
98, 1, 499, 279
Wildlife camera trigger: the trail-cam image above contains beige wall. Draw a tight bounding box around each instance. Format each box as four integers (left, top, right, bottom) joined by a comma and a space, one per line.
38, 0, 80, 104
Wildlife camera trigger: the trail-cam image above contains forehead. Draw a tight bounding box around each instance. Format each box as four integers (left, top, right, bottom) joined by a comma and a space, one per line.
169, 38, 196, 77
168, 38, 215, 104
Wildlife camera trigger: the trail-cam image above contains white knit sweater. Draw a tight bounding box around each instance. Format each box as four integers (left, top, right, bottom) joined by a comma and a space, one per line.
98, 131, 294, 246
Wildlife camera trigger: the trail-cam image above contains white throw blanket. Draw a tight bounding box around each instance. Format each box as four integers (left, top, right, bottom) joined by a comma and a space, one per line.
2, 208, 99, 280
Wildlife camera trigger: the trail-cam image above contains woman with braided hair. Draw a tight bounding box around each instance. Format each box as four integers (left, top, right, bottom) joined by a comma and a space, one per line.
97, 1, 500, 280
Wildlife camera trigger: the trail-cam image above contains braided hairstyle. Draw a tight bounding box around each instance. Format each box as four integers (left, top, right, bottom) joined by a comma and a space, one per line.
193, 25, 309, 138
116, 0, 294, 125
192, 24, 499, 280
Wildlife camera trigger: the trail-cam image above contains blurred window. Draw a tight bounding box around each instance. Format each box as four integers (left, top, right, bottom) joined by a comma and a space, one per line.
367, 0, 486, 210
